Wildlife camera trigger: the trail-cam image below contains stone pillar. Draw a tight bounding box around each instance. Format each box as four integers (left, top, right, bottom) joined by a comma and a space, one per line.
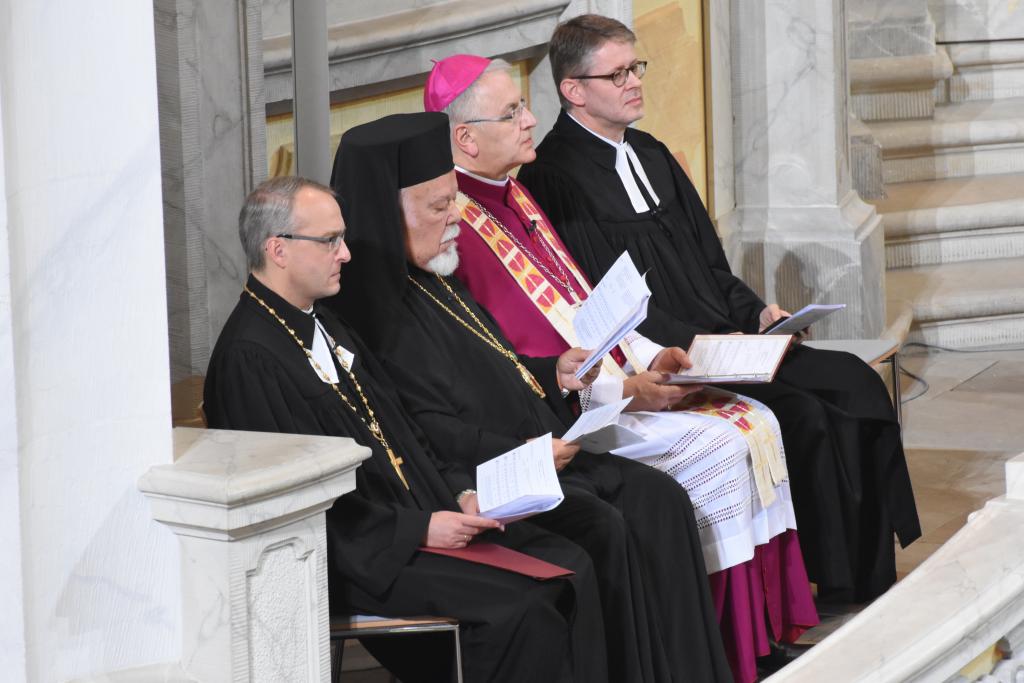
0, 76, 26, 683
291, 0, 332, 184
0, 1, 180, 680
155, 0, 268, 383
715, 0, 886, 339
139, 428, 369, 683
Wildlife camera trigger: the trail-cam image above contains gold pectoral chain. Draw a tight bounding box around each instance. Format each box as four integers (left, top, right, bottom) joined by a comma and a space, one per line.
244, 286, 410, 489
408, 275, 546, 399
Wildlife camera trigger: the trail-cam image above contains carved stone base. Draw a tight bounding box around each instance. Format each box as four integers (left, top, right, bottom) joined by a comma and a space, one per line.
719, 193, 886, 339
139, 428, 369, 683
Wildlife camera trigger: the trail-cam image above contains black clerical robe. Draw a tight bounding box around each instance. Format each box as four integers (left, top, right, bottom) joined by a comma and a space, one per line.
204, 275, 608, 683
519, 110, 921, 601
367, 268, 732, 683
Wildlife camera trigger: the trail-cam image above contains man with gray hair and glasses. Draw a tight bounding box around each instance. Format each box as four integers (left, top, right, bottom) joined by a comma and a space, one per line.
519, 13, 920, 608
203, 175, 610, 683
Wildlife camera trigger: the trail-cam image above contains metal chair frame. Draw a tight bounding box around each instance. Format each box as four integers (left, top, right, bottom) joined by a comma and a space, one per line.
330, 615, 463, 683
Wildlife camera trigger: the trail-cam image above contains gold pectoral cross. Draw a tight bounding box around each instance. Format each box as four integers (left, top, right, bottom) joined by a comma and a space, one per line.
370, 421, 409, 490
386, 447, 409, 489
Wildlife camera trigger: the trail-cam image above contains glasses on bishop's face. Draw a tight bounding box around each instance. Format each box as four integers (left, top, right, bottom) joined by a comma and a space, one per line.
463, 98, 528, 125
275, 231, 346, 251
572, 60, 648, 88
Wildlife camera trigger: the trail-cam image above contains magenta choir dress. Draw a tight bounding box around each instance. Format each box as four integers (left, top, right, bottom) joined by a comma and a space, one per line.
454, 169, 819, 683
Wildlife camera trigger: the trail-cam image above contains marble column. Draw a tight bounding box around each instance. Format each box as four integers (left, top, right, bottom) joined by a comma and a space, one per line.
0, 83, 26, 683
713, 0, 886, 339
155, 0, 268, 383
0, 1, 180, 680
139, 428, 369, 683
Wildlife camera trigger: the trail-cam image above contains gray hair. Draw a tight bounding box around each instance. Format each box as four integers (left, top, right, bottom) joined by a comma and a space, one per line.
442, 58, 515, 124
238, 176, 336, 271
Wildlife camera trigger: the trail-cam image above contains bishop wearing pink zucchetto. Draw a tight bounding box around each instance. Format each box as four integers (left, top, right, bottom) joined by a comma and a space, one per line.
425, 52, 821, 683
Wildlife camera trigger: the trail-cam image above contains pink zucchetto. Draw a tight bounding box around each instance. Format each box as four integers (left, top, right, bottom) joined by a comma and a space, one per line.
423, 54, 491, 112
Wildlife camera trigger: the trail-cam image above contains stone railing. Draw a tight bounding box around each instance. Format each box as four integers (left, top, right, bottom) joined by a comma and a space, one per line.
120, 427, 368, 683
770, 451, 1024, 682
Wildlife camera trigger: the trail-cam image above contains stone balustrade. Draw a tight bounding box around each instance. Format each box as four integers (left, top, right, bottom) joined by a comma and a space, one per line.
134, 427, 369, 683
770, 451, 1024, 682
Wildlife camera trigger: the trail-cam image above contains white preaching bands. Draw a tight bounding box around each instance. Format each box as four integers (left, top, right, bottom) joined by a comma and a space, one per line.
568, 113, 660, 214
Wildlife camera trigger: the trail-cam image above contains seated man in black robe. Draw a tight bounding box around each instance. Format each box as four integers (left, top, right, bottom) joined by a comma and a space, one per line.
325, 111, 733, 683
517, 13, 921, 602
203, 176, 610, 683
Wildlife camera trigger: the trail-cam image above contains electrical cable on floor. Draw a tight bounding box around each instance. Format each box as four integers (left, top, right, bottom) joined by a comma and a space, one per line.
898, 366, 930, 404
902, 341, 1024, 354
897, 340, 1023, 404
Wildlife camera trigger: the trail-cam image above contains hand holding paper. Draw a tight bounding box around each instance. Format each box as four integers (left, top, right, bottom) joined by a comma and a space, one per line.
573, 252, 651, 379
667, 335, 791, 384
560, 397, 644, 452
762, 304, 845, 335
477, 433, 565, 524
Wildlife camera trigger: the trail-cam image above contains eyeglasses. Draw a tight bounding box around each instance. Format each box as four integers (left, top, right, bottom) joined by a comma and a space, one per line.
571, 61, 647, 87
275, 232, 346, 250
464, 99, 528, 125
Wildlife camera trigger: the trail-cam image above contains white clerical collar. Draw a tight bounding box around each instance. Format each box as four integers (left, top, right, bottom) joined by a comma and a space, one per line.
567, 112, 626, 147
455, 165, 509, 187
567, 114, 659, 214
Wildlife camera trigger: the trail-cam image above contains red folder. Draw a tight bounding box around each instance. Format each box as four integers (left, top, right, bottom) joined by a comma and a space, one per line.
419, 542, 574, 580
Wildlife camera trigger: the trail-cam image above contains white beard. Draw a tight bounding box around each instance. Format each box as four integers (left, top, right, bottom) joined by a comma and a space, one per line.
426, 223, 461, 276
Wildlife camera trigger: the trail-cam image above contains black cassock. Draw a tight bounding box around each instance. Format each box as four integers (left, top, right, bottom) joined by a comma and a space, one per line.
355, 267, 732, 683
204, 275, 608, 683
519, 110, 922, 601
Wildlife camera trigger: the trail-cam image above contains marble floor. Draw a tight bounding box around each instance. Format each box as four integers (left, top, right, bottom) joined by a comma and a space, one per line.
337, 344, 1024, 680
794, 342, 1024, 650
894, 343, 1024, 578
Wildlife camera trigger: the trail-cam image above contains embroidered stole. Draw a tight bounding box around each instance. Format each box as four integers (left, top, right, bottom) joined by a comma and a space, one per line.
456, 180, 638, 377
458, 180, 787, 505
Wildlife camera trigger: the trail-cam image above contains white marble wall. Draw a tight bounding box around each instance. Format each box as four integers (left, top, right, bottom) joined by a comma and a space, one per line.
930, 0, 1024, 41
714, 0, 886, 338
0, 2, 180, 681
157, 0, 267, 384
848, 0, 936, 58
0, 82, 27, 683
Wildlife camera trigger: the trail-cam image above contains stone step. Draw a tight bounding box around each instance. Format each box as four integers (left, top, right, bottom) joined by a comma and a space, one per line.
868, 98, 1024, 183
871, 173, 1024, 268
942, 40, 1024, 103
886, 256, 1024, 348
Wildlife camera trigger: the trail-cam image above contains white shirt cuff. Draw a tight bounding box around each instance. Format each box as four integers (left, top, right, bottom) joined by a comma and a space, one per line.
624, 332, 664, 373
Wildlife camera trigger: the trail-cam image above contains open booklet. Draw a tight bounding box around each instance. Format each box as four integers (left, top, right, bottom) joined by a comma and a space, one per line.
762, 303, 846, 335
477, 433, 564, 524
561, 397, 644, 453
573, 252, 651, 379
666, 334, 792, 384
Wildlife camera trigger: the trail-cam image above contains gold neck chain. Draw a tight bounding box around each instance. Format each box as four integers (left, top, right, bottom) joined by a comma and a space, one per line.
244, 286, 409, 489
407, 275, 546, 399
467, 196, 581, 304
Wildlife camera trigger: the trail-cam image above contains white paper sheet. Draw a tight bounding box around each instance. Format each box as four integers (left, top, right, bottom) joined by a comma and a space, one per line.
667, 335, 791, 384
574, 423, 645, 453
573, 252, 651, 379
561, 397, 633, 443
763, 303, 846, 335
476, 433, 564, 524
